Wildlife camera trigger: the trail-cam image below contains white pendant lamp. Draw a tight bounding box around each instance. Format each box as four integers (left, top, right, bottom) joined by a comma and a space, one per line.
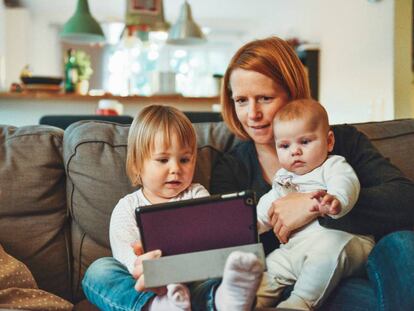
167, 0, 206, 45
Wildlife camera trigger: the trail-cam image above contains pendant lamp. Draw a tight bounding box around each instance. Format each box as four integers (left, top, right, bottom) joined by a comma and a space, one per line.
167, 0, 206, 45
60, 0, 105, 44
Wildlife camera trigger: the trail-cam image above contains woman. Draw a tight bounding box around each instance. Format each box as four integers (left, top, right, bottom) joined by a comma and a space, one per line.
210, 36, 414, 310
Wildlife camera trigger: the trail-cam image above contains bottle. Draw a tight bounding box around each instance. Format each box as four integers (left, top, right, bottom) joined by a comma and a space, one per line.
64, 49, 78, 93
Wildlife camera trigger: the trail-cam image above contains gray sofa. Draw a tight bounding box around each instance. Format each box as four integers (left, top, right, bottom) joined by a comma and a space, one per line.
1, 118, 414, 310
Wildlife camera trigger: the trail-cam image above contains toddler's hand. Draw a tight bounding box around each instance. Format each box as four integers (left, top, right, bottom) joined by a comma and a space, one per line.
131, 241, 166, 295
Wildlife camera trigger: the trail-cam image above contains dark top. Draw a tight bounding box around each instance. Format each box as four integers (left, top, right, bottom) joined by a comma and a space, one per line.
210, 124, 414, 254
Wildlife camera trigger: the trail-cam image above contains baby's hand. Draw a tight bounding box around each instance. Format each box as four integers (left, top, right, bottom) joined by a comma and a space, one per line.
131, 241, 166, 295
310, 190, 341, 216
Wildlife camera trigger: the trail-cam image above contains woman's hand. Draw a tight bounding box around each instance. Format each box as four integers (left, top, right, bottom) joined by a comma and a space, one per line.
131, 241, 166, 296
268, 192, 320, 244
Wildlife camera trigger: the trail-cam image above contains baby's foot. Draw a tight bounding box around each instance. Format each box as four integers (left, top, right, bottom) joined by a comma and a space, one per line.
215, 251, 263, 311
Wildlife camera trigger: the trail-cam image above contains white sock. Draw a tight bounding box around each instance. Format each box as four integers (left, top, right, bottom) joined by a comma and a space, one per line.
167, 283, 191, 310
215, 251, 264, 311
147, 283, 191, 311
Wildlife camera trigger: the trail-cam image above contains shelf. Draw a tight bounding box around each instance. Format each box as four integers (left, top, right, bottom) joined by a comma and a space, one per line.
0, 92, 220, 104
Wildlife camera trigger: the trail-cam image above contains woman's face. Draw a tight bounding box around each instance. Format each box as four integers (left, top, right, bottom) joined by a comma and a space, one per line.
230, 68, 289, 145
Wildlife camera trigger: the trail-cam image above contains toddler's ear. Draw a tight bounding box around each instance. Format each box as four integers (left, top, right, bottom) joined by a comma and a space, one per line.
327, 130, 335, 152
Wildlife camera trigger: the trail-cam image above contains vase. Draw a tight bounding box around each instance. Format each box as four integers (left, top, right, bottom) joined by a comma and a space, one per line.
75, 80, 89, 95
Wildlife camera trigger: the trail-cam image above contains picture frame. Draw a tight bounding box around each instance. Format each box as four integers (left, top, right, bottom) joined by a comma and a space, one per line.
126, 0, 162, 27
128, 0, 160, 16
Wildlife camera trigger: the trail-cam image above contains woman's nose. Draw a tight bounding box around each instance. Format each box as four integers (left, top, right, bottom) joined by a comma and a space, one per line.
248, 102, 262, 120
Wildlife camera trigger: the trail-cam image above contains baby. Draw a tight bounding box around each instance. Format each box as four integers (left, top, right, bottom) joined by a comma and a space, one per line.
256, 99, 375, 310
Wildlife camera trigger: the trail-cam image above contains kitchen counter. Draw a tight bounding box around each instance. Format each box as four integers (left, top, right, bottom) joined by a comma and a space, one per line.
0, 92, 220, 126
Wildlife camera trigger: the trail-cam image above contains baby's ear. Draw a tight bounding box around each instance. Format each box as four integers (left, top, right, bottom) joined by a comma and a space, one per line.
327, 130, 335, 152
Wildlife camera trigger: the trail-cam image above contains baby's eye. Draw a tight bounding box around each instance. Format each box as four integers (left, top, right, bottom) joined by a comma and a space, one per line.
278, 143, 289, 149
301, 139, 311, 145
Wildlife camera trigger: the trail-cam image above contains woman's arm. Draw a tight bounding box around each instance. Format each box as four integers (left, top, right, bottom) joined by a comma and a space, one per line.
322, 125, 414, 239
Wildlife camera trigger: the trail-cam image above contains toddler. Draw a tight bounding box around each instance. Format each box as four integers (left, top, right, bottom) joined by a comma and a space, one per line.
106, 105, 263, 311
256, 99, 375, 310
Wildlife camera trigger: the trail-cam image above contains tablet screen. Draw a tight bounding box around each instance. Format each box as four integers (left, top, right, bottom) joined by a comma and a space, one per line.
135, 191, 258, 256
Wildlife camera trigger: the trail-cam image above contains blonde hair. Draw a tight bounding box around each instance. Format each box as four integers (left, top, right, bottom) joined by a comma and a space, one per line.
274, 99, 330, 133
221, 36, 311, 140
126, 105, 197, 186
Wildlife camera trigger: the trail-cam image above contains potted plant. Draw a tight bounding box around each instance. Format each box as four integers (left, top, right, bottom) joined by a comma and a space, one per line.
74, 50, 93, 95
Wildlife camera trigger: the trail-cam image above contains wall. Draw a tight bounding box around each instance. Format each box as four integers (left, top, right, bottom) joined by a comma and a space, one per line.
237, 0, 396, 123
394, 0, 414, 118
0, 2, 5, 90
5, 0, 414, 125
2, 7, 31, 89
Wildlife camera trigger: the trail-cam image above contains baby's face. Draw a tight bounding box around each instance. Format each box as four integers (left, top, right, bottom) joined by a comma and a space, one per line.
274, 118, 334, 175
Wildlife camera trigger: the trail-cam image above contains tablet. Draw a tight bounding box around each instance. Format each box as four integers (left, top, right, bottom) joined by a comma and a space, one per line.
135, 190, 258, 256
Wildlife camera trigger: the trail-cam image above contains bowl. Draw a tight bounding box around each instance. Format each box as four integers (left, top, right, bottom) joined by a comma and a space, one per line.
21, 76, 63, 85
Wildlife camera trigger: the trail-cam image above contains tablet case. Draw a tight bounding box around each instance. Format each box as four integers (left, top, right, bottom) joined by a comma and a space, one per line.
135, 190, 258, 256
143, 243, 265, 287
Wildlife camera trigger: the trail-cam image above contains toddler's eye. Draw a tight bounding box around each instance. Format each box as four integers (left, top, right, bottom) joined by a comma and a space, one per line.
301, 139, 311, 145
278, 144, 289, 149
180, 157, 191, 164
157, 158, 168, 163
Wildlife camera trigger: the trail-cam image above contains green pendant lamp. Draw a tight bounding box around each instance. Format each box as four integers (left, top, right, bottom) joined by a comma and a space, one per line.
60, 0, 105, 44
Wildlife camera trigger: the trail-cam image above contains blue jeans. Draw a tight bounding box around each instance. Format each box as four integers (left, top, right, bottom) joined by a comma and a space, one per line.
321, 231, 414, 311
82, 257, 220, 311
82, 231, 414, 311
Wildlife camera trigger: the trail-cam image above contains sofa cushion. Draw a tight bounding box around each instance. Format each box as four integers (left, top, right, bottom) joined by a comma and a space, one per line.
353, 119, 414, 181
0, 125, 71, 300
63, 121, 133, 301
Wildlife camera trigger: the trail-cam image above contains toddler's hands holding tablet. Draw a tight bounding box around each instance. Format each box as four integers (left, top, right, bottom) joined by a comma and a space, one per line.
131, 241, 166, 295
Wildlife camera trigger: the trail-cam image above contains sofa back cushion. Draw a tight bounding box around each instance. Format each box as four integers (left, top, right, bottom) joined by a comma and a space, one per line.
0, 125, 71, 300
354, 119, 414, 181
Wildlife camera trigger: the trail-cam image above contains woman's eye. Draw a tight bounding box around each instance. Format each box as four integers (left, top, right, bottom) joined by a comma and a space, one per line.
234, 98, 247, 105
259, 96, 273, 103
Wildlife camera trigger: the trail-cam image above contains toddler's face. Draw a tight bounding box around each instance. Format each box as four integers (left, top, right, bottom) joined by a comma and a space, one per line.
274, 118, 334, 175
140, 132, 196, 204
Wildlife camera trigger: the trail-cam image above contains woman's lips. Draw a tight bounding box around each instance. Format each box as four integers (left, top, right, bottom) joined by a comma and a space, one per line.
250, 124, 270, 129
249, 124, 270, 134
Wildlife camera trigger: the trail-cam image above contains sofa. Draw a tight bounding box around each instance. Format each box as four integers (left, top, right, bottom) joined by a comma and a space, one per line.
1, 118, 414, 310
